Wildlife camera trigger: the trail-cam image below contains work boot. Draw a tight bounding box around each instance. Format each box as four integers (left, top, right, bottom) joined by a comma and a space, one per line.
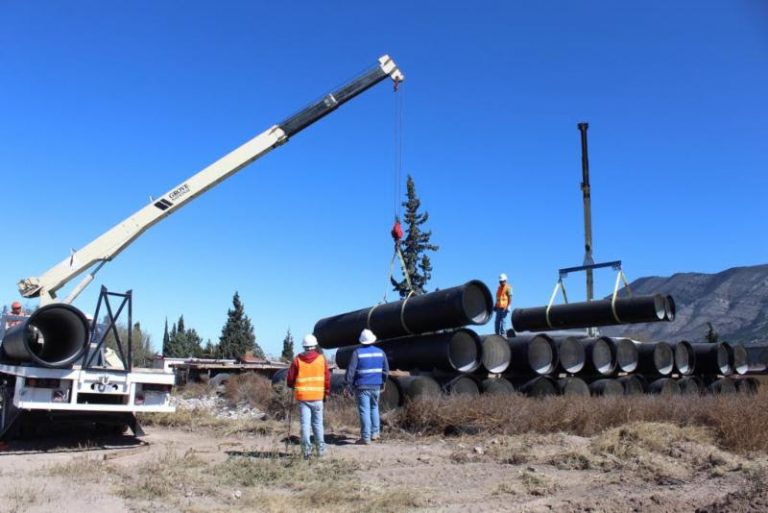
371, 434, 381, 442
355, 438, 371, 445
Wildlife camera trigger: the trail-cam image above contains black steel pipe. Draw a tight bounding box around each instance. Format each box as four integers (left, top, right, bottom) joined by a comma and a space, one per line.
690, 343, 732, 376
708, 377, 736, 394
436, 375, 480, 396
677, 376, 704, 395
480, 377, 516, 395
647, 378, 680, 395
380, 377, 402, 411
480, 334, 511, 374
511, 294, 668, 332
578, 337, 617, 376
557, 377, 590, 396
508, 376, 558, 397
611, 338, 639, 373
314, 280, 493, 348
733, 377, 760, 394
554, 337, 586, 374
334, 329, 481, 374
392, 375, 441, 401
617, 375, 645, 395
664, 295, 676, 321
504, 334, 558, 376
673, 340, 696, 376
634, 341, 674, 376
588, 379, 624, 396
1, 303, 90, 368
723, 342, 749, 375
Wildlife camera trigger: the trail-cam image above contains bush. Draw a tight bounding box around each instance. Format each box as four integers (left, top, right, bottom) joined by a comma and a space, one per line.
390, 389, 768, 454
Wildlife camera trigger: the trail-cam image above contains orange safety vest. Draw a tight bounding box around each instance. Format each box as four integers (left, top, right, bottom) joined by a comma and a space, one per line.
496, 283, 511, 309
294, 355, 327, 401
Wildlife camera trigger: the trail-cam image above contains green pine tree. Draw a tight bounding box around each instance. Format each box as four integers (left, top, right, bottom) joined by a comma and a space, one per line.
162, 317, 170, 356
280, 329, 294, 362
165, 315, 203, 357
391, 175, 439, 298
218, 292, 264, 359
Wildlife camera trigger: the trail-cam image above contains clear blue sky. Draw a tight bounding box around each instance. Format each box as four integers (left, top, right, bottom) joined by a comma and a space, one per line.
1, 1, 766, 356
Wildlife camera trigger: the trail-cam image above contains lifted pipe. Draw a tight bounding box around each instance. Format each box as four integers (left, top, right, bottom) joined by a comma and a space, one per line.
481, 377, 516, 395
554, 337, 586, 374
578, 337, 617, 376
480, 334, 511, 374
314, 280, 492, 348
508, 376, 558, 397
511, 294, 668, 332
648, 378, 681, 395
335, 329, 481, 373
1, 303, 90, 368
558, 377, 590, 396
391, 375, 442, 401
690, 343, 732, 376
634, 341, 674, 376
504, 334, 558, 376
588, 379, 624, 396
664, 295, 676, 321
673, 340, 696, 376
617, 375, 646, 395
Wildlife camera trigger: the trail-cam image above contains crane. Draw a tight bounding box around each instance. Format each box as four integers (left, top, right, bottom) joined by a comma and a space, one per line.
17, 55, 404, 306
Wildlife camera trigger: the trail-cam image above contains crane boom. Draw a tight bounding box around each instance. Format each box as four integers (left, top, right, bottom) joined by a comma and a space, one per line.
18, 55, 404, 305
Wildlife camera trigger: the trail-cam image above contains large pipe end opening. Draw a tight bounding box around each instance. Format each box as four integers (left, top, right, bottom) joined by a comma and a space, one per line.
462, 281, 493, 325
591, 338, 616, 375
653, 342, 674, 375
653, 295, 667, 321
649, 378, 680, 395
447, 376, 480, 396
481, 335, 511, 374
3, 304, 90, 367
448, 330, 480, 373
614, 338, 639, 373
674, 341, 695, 375
558, 377, 590, 396
558, 338, 586, 374
729, 344, 749, 375
664, 295, 676, 321
529, 335, 556, 375
716, 344, 733, 375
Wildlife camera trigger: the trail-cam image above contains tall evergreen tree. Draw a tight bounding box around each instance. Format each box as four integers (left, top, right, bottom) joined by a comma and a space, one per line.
391, 175, 439, 297
218, 292, 264, 359
164, 315, 203, 357
162, 318, 170, 356
280, 329, 294, 362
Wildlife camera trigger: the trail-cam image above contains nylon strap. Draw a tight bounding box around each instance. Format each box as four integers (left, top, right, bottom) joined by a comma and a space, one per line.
400, 290, 415, 335
545, 278, 568, 329
610, 269, 632, 323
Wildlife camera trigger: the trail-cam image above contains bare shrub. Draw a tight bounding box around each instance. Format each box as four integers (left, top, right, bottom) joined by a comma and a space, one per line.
224, 373, 274, 409
390, 388, 768, 454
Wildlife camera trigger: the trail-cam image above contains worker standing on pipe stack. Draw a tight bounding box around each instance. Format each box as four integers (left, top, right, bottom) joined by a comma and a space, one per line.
344, 329, 389, 445
494, 274, 513, 336
286, 334, 331, 459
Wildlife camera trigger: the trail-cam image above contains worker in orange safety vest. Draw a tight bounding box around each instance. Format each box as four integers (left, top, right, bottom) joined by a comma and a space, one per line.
286, 334, 331, 459
494, 273, 513, 336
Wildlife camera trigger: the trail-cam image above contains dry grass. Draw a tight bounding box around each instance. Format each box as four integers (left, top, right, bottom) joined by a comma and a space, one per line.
391, 388, 768, 454
224, 374, 274, 409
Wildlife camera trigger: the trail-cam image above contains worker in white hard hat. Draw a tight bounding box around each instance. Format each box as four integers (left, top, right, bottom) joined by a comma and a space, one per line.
343, 328, 389, 444
4, 301, 26, 329
494, 273, 513, 336
286, 333, 330, 459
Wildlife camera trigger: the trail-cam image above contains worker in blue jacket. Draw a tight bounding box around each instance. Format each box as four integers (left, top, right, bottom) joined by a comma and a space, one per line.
344, 329, 389, 444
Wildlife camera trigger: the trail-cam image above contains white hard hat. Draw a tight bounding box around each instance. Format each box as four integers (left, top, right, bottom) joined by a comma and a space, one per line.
499, 273, 508, 282
359, 329, 377, 345
302, 334, 318, 349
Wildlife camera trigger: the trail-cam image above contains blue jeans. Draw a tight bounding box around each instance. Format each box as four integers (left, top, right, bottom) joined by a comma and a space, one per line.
355, 388, 381, 441
494, 308, 508, 336
298, 400, 325, 457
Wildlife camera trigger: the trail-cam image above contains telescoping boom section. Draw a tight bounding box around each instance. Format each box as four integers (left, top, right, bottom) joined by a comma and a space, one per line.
18, 55, 404, 305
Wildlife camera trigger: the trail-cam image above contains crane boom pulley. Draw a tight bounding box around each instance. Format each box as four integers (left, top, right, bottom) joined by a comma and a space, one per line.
18, 55, 405, 305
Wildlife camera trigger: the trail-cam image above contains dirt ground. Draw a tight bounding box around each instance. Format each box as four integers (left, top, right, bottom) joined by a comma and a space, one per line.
1, 419, 767, 513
